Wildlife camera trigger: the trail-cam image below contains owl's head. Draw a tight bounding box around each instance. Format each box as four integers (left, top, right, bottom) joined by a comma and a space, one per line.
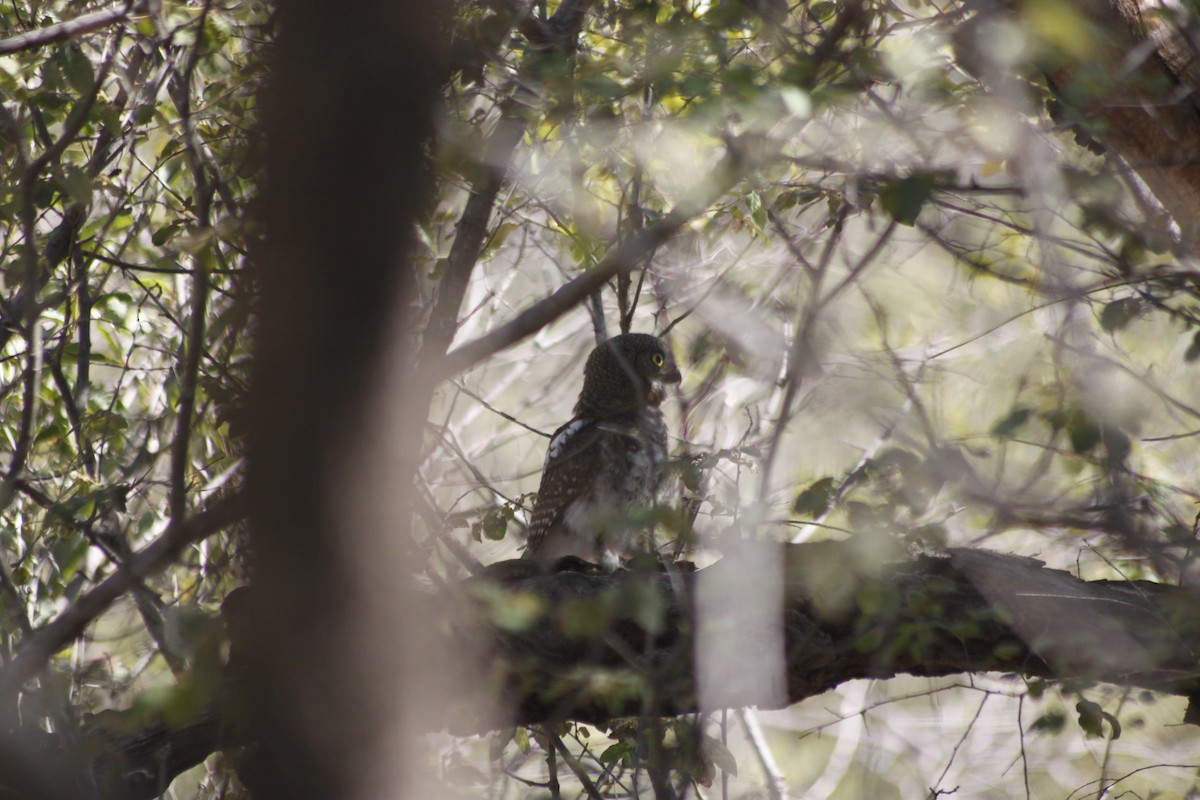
576, 333, 682, 416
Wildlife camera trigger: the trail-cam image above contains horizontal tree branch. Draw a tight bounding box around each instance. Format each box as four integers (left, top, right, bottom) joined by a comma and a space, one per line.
0, 2, 140, 55
20, 541, 1200, 798
443, 542, 1200, 732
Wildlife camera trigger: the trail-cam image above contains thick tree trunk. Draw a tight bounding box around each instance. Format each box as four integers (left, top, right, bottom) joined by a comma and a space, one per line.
247, 0, 448, 796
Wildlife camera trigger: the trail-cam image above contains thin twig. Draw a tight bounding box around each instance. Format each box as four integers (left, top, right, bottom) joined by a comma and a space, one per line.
0, 49, 117, 511
758, 202, 849, 496
452, 380, 551, 437
738, 708, 788, 799
551, 732, 604, 800
83, 248, 241, 275
1018, 694, 1032, 800
168, 0, 215, 522
45, 353, 97, 472
928, 693, 989, 798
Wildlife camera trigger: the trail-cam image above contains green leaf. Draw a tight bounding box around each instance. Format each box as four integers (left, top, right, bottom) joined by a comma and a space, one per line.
880, 175, 935, 226
50, 535, 89, 581
747, 191, 767, 229
480, 222, 517, 261
1045, 408, 1102, 454
1029, 710, 1065, 734
30, 90, 70, 112
152, 222, 182, 246
94, 100, 120, 133
91, 410, 128, 438
35, 420, 66, 445
703, 733, 738, 776
810, 1, 837, 22
991, 407, 1032, 438
582, 74, 625, 99
59, 166, 92, 205
34, 177, 56, 209
481, 510, 507, 540
1099, 297, 1142, 333
793, 477, 835, 516
62, 45, 95, 94
1075, 700, 1105, 738
1066, 412, 1101, 454
599, 742, 632, 764
1186, 330, 1200, 362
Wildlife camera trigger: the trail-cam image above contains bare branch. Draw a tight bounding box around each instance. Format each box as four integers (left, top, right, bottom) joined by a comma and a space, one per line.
0, 1, 139, 55
438, 156, 742, 379
420, 108, 524, 364
168, 0, 216, 523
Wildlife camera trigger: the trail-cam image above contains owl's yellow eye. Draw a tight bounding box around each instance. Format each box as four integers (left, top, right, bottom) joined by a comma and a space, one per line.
651, 353, 665, 367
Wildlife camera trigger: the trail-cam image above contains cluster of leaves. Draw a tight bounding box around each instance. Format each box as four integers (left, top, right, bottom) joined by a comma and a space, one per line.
0, 0, 267, 791
450, 718, 737, 797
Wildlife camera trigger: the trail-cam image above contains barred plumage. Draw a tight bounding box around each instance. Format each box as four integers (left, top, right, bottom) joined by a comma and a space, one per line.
524, 333, 681, 568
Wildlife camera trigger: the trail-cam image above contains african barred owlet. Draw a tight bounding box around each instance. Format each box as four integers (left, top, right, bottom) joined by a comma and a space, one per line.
524, 333, 682, 568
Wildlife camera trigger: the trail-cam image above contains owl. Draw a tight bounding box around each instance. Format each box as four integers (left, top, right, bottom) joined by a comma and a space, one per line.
524, 333, 682, 569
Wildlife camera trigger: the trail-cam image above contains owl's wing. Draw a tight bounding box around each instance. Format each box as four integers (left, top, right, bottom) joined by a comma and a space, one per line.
524, 417, 604, 558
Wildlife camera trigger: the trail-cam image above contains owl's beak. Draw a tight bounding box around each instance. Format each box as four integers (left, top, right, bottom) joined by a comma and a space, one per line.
662, 363, 682, 384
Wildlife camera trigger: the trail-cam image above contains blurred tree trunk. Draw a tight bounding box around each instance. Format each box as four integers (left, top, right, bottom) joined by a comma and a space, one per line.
248, 0, 449, 796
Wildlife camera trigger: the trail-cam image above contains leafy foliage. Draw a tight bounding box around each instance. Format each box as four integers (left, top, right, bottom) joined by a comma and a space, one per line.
4, 0, 1200, 796
0, 0, 262, 793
